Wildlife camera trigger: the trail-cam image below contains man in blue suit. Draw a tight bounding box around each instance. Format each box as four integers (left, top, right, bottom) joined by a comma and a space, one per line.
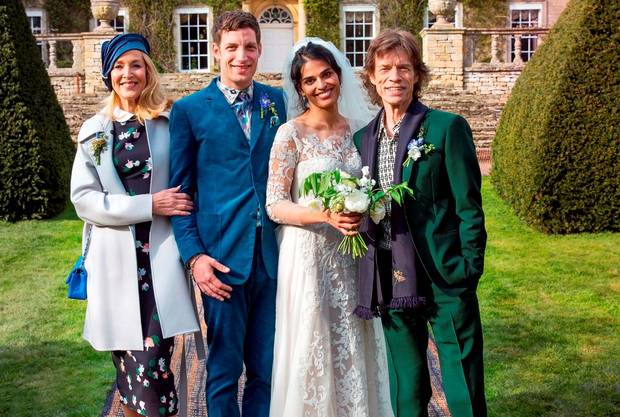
168, 11, 285, 417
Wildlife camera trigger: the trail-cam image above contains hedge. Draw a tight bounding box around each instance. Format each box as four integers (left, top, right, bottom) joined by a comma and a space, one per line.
0, 0, 74, 221
492, 0, 620, 233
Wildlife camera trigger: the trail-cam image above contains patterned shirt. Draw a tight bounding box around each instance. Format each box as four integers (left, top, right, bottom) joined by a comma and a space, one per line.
376, 113, 403, 250
217, 79, 253, 139
216, 79, 262, 226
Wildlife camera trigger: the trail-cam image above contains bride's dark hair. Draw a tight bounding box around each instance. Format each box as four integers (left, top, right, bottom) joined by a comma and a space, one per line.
290, 42, 343, 111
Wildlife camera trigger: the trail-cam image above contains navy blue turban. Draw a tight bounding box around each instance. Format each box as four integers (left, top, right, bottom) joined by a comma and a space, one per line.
101, 33, 151, 91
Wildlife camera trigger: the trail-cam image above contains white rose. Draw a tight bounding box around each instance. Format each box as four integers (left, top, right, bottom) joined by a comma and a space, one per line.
335, 183, 353, 195
361, 166, 370, 178
408, 146, 422, 161
344, 189, 370, 213
370, 202, 386, 224
307, 198, 323, 211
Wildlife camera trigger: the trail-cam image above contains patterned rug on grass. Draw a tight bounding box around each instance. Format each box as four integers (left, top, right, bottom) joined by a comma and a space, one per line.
102, 293, 450, 417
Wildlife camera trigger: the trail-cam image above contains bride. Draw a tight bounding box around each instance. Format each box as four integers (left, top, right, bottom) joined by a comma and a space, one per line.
266, 39, 393, 417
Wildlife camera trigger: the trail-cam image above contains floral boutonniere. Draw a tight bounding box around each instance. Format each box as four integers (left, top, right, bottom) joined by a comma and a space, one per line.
403, 126, 435, 167
89, 133, 108, 165
259, 93, 280, 127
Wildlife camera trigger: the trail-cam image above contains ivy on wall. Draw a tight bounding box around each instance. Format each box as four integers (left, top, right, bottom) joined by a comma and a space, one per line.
461, 0, 507, 28
461, 0, 508, 62
124, 0, 241, 72
378, 0, 508, 38
305, 0, 340, 45
42, 0, 91, 33
377, 0, 426, 38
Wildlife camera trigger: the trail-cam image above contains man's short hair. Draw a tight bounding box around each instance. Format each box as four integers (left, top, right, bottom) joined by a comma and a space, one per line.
212, 10, 261, 45
362, 29, 430, 106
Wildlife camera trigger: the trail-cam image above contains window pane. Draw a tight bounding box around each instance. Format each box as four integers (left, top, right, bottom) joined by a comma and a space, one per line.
182, 56, 189, 70
355, 54, 363, 67
346, 24, 353, 37
346, 39, 354, 53
114, 16, 124, 32
181, 26, 188, 41
181, 42, 188, 55
199, 56, 208, 69
189, 41, 198, 55
180, 14, 189, 25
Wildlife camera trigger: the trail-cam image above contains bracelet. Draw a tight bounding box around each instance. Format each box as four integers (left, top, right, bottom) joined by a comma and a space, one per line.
186, 253, 205, 271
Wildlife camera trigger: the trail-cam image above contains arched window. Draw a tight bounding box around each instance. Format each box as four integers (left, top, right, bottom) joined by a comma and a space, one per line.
259, 6, 293, 24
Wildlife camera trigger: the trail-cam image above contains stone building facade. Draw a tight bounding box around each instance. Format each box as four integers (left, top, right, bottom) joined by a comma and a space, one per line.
24, 0, 568, 76
24, 0, 569, 157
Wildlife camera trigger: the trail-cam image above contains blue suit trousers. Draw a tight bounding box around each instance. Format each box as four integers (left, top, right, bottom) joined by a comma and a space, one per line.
202, 228, 276, 417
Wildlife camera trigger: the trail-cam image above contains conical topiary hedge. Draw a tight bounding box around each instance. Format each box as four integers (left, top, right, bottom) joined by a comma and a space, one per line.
492, 0, 619, 233
0, 0, 74, 221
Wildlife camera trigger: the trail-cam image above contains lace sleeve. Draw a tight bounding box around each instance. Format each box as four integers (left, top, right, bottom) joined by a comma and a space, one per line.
343, 126, 363, 172
266, 123, 300, 224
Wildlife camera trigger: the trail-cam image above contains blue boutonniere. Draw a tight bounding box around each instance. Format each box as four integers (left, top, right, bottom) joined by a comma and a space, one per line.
89, 132, 108, 166
403, 126, 435, 167
259, 93, 280, 127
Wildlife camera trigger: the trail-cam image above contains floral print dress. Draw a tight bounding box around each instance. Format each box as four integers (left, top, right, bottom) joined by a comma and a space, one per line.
111, 116, 178, 416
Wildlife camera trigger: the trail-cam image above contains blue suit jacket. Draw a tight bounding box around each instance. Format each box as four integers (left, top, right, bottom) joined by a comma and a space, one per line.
169, 79, 285, 285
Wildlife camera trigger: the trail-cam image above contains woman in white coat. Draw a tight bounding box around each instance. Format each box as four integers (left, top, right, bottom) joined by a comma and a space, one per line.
70, 33, 199, 417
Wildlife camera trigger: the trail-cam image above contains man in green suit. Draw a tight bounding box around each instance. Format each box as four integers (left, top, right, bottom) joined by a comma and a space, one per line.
353, 29, 487, 417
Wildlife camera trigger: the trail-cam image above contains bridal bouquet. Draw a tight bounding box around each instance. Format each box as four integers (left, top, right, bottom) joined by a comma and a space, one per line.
300, 166, 413, 258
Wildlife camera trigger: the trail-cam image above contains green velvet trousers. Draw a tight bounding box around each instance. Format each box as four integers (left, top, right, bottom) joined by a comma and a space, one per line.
377, 249, 487, 417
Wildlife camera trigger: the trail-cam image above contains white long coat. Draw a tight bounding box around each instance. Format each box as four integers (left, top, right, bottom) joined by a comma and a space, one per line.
70, 112, 200, 351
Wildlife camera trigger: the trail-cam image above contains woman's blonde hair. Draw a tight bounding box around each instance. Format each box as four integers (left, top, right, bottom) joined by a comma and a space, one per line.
104, 52, 171, 123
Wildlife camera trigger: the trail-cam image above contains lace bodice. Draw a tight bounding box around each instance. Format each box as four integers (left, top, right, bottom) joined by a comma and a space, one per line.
267, 119, 393, 417
266, 120, 361, 225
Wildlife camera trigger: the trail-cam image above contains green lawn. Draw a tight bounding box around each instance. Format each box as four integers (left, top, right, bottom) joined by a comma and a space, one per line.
0, 204, 113, 417
1, 180, 618, 417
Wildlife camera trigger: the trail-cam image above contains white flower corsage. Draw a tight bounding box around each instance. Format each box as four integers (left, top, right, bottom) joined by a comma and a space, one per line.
403, 126, 435, 167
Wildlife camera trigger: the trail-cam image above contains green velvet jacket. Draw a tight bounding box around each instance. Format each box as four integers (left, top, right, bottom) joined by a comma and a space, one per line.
354, 101, 486, 291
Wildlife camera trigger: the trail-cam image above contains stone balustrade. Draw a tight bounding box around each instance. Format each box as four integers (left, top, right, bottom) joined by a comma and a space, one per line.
464, 27, 549, 67
36, 31, 116, 96
422, 26, 549, 99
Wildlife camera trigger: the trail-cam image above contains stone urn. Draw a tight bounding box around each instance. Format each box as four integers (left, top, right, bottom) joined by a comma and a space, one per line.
428, 0, 457, 28
91, 0, 119, 32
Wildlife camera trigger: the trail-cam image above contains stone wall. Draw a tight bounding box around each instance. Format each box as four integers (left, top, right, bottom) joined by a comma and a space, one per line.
159, 72, 284, 99
48, 73, 85, 97
463, 66, 522, 101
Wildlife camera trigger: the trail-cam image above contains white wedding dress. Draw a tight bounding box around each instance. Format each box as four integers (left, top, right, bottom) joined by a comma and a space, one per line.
266, 120, 393, 417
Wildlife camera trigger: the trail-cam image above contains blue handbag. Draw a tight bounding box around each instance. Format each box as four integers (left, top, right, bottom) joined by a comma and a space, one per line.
66, 224, 92, 300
